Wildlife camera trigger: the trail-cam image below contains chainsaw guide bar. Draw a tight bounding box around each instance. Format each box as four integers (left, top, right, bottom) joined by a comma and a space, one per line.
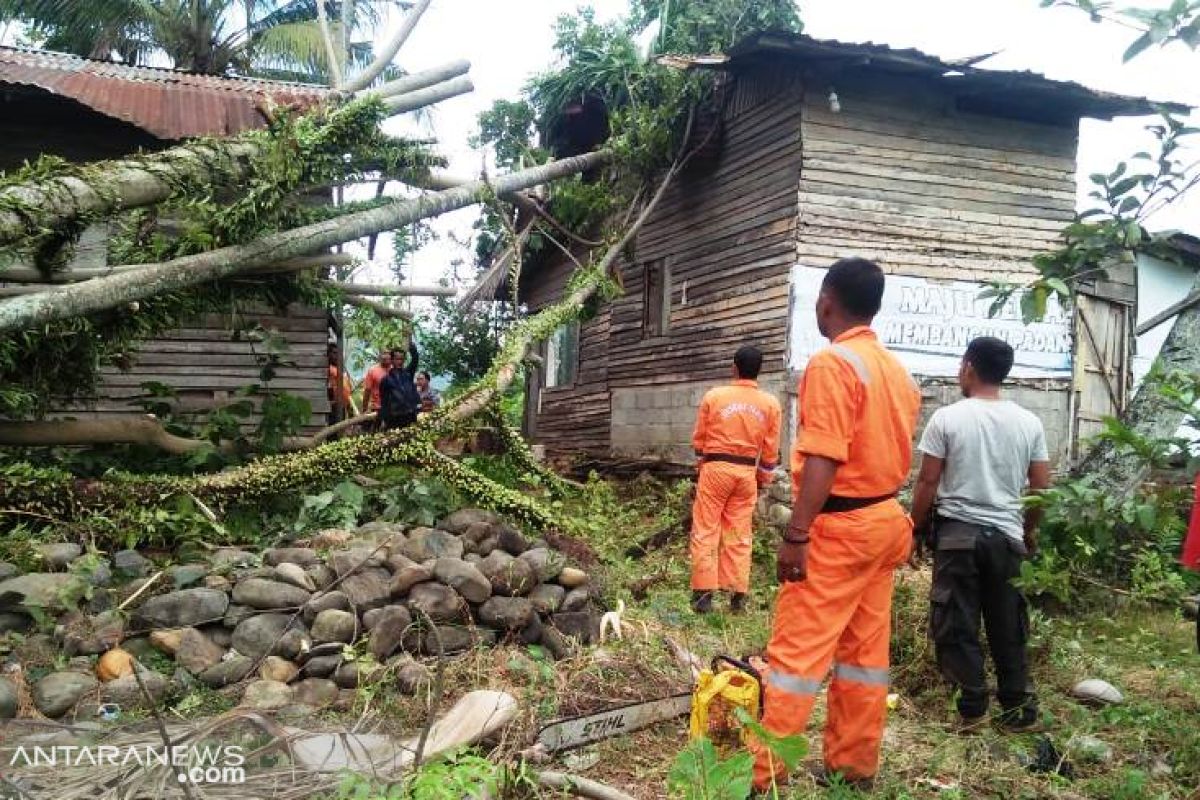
536, 693, 693, 752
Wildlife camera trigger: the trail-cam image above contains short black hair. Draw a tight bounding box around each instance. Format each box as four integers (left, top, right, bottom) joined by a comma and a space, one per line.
389, 348, 404, 361
418, 370, 431, 380
822, 258, 885, 319
965, 337, 1014, 385
733, 345, 762, 379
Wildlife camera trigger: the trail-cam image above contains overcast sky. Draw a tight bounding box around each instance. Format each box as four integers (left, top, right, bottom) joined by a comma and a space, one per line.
366, 0, 1199, 296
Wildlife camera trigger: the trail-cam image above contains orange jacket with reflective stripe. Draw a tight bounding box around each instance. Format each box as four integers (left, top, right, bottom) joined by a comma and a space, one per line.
791, 326, 921, 496
692, 379, 782, 469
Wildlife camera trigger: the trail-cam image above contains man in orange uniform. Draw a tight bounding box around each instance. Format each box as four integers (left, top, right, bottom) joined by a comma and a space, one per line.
752, 258, 921, 792
361, 350, 392, 413
690, 345, 782, 614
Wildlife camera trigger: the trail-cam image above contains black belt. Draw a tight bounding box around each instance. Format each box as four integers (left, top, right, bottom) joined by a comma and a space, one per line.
701, 453, 758, 467
820, 493, 897, 513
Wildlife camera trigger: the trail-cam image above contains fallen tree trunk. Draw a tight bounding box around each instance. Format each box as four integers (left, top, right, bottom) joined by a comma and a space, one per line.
382, 77, 474, 115
1, 254, 354, 284
0, 416, 209, 456
1075, 271, 1200, 496
343, 295, 414, 320
357, 60, 471, 100
0, 141, 257, 252
0, 151, 608, 333
321, 281, 456, 297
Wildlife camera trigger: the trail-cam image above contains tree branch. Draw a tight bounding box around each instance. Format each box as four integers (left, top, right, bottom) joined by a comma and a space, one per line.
343, 295, 413, 320
340, 0, 433, 92
356, 59, 470, 100
383, 76, 474, 116
0, 416, 211, 455
0, 151, 608, 333
320, 281, 455, 297
316, 0, 344, 88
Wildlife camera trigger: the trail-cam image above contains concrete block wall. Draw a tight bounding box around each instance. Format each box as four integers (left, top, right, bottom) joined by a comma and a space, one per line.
915, 378, 1072, 467
611, 375, 788, 463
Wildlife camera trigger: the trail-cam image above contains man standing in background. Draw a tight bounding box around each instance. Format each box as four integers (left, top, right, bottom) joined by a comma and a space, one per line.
379, 340, 421, 431
361, 350, 392, 415
910, 336, 1049, 733
689, 344, 781, 614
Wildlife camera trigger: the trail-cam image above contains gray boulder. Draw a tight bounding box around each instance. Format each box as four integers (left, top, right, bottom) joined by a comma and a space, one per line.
389, 558, 434, 597
133, 588, 229, 630
223, 604, 255, 629
495, 526, 530, 556
529, 584, 566, 615
0, 678, 17, 719
561, 587, 591, 613
34, 671, 98, 718
407, 583, 468, 624
101, 669, 171, 709
339, 568, 393, 611
401, 529, 464, 562
0, 563, 19, 581
0, 573, 79, 613
273, 563, 317, 592
232, 578, 311, 611
301, 655, 341, 679
62, 610, 124, 656
242, 680, 293, 710
311, 609, 358, 644
439, 509, 501, 534
416, 625, 484, 655
167, 564, 208, 590
293, 678, 339, 707
479, 551, 537, 597
520, 548, 566, 582
39, 543, 82, 570
434, 558, 492, 604
367, 606, 413, 660
113, 550, 152, 578
302, 591, 352, 626
175, 628, 225, 674
306, 564, 337, 591
263, 548, 320, 568
208, 548, 256, 571
478, 597, 534, 631
390, 655, 431, 695
330, 548, 385, 578
551, 611, 600, 645
259, 656, 299, 684
0, 612, 31, 634
232, 614, 308, 660
199, 655, 255, 688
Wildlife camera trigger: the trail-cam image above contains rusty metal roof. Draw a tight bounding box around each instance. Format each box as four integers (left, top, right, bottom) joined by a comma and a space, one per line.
723, 33, 1188, 122
0, 46, 330, 139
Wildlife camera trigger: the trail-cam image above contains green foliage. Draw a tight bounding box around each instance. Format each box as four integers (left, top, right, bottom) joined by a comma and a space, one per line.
632, 0, 802, 54
1041, 0, 1200, 60
329, 749, 519, 800
417, 294, 513, 390
368, 468, 460, 528
985, 105, 1198, 322
294, 479, 366, 533
473, 99, 545, 171
669, 710, 805, 800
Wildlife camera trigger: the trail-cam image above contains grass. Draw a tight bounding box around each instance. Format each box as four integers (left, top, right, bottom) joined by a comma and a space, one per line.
522, 474, 1200, 800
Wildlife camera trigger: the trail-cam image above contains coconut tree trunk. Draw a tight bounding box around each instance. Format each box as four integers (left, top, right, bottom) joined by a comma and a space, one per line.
1075, 271, 1200, 495
0, 151, 608, 333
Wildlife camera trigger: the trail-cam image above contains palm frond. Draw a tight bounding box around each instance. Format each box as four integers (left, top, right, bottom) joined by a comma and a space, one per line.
250, 19, 331, 82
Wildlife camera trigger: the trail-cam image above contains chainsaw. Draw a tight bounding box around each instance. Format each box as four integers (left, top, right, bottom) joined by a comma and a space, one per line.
534, 655, 764, 753
535, 693, 694, 753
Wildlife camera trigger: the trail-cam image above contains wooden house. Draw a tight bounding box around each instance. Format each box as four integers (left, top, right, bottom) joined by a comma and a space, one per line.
0, 46, 336, 432
514, 34, 1175, 465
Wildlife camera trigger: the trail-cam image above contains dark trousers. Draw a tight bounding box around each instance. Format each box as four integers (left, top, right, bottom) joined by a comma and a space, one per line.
929, 517, 1037, 722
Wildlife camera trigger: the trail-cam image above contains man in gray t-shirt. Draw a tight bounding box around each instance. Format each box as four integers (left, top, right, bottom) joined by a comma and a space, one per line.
910, 337, 1050, 733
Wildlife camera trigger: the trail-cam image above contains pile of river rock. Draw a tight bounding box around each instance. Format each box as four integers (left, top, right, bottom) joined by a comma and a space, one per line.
0, 509, 601, 720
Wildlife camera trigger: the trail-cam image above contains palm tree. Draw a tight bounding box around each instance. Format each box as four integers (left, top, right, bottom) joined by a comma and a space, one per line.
0, 0, 389, 82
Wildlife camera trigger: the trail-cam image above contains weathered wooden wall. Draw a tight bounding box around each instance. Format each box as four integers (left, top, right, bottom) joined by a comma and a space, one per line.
607, 61, 804, 388
56, 304, 332, 434
794, 71, 1077, 283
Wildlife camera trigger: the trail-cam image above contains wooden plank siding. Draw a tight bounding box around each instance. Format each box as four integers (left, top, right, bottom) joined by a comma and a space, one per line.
795, 73, 1076, 284
606, 61, 805, 387
54, 304, 333, 434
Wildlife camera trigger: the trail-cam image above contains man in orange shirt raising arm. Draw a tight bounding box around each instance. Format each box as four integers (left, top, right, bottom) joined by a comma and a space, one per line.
361, 350, 392, 414
752, 258, 921, 793
690, 345, 782, 614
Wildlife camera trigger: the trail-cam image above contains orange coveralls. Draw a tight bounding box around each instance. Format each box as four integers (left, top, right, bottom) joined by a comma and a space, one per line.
753, 326, 920, 789
362, 364, 388, 412
690, 379, 782, 594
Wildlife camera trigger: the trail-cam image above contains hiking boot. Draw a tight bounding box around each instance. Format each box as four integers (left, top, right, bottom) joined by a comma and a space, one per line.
954, 714, 989, 735
996, 709, 1044, 734
691, 590, 714, 614
809, 764, 876, 791
730, 592, 748, 614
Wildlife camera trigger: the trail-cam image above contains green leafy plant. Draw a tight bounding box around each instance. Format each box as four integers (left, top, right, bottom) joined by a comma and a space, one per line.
294, 479, 366, 533
669, 709, 806, 800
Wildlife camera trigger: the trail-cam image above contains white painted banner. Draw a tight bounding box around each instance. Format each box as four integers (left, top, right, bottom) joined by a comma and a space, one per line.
788, 265, 1073, 378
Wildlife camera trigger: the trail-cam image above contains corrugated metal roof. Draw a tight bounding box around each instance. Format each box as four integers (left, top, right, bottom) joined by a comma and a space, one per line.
0, 46, 331, 139
723, 33, 1188, 121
